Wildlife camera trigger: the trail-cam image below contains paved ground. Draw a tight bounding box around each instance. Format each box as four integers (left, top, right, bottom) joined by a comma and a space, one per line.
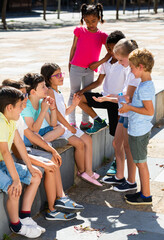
0, 7, 164, 240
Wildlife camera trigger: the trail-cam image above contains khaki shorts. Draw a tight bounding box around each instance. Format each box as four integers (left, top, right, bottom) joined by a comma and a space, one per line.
129, 131, 151, 163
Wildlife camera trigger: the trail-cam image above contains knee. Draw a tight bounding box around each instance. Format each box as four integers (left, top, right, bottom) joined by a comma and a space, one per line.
112, 139, 116, 149
84, 135, 92, 146
31, 174, 41, 186
57, 124, 65, 135
77, 139, 85, 150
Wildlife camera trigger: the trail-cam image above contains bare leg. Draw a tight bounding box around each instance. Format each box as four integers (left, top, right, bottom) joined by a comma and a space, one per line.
7, 192, 20, 223
123, 127, 136, 183
137, 162, 150, 196
68, 135, 85, 173
113, 122, 125, 179
55, 167, 65, 199
43, 125, 65, 142
79, 94, 97, 119
21, 174, 41, 211
80, 134, 93, 176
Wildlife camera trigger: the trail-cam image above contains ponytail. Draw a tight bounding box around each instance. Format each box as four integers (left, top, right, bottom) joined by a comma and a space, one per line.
80, 3, 104, 25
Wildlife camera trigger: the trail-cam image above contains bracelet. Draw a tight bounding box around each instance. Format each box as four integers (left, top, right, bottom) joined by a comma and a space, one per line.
50, 107, 56, 111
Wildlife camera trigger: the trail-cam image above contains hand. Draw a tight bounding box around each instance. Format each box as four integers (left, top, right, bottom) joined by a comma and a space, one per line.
41, 97, 50, 112
92, 96, 107, 103
29, 165, 42, 178
48, 96, 56, 110
76, 89, 84, 96
124, 95, 130, 104
119, 103, 130, 114
72, 94, 81, 106
8, 179, 22, 197
68, 125, 77, 134
43, 161, 58, 172
52, 150, 62, 167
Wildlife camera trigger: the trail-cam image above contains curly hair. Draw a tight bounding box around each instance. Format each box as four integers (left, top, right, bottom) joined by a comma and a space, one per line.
80, 3, 104, 24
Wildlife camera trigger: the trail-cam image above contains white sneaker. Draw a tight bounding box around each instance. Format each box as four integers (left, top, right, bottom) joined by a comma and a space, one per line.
10, 224, 42, 238
20, 217, 46, 233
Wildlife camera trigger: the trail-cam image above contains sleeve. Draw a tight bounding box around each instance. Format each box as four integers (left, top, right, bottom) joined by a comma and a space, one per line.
139, 83, 155, 101
99, 62, 106, 74
128, 73, 141, 87
74, 27, 81, 38
101, 32, 108, 45
21, 105, 34, 119
0, 121, 9, 142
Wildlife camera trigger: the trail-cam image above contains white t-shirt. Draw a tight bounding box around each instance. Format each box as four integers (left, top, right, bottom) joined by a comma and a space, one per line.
100, 58, 126, 95
119, 66, 141, 117
16, 116, 28, 140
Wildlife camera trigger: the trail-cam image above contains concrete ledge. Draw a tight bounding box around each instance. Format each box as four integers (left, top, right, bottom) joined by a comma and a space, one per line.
153, 90, 164, 125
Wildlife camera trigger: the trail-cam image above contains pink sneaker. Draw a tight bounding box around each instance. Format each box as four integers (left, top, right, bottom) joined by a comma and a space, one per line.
80, 172, 102, 187
70, 123, 77, 128
91, 172, 100, 180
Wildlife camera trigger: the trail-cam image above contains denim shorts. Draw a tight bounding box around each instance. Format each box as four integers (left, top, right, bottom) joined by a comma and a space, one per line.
24, 126, 54, 147
0, 161, 32, 193
118, 116, 128, 128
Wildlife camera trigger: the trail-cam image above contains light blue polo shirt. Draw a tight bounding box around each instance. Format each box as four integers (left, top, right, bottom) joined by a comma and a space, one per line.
128, 80, 155, 136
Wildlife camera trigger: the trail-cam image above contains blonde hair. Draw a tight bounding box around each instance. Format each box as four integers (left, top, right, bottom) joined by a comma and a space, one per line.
113, 39, 138, 57
129, 48, 154, 73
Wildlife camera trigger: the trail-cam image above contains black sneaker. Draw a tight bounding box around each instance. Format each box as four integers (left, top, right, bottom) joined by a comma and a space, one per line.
101, 175, 125, 185
113, 181, 137, 192
124, 191, 141, 200
125, 194, 152, 205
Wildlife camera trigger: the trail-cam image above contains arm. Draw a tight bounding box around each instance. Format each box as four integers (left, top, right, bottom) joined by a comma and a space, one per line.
65, 94, 81, 115
24, 128, 62, 166
69, 35, 78, 71
93, 94, 118, 103
45, 96, 57, 127
89, 53, 111, 71
76, 74, 105, 96
13, 130, 42, 178
119, 100, 154, 116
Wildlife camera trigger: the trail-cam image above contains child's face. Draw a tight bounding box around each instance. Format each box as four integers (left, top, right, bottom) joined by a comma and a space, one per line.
114, 54, 129, 67
10, 99, 24, 121
107, 43, 116, 59
50, 68, 64, 87
84, 15, 99, 32
35, 81, 48, 98
129, 62, 141, 78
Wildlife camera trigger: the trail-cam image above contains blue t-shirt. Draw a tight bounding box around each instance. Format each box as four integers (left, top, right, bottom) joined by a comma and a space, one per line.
21, 99, 49, 129
128, 80, 155, 136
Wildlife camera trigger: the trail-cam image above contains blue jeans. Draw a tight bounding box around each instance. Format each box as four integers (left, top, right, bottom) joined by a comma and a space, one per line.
0, 161, 32, 193
118, 116, 128, 128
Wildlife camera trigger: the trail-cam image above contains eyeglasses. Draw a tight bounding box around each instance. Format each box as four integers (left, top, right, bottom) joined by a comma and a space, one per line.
23, 93, 28, 98
51, 72, 65, 79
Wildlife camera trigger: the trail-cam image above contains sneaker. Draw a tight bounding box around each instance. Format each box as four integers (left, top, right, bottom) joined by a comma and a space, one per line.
101, 175, 125, 185
113, 181, 137, 192
10, 224, 42, 238
125, 194, 152, 205
91, 172, 100, 180
45, 210, 77, 221
55, 196, 84, 213
80, 121, 93, 131
20, 217, 46, 233
106, 160, 117, 176
124, 191, 141, 200
80, 172, 103, 187
86, 120, 107, 134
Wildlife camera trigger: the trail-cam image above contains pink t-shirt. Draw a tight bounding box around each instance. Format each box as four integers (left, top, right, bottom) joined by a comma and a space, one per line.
70, 26, 108, 72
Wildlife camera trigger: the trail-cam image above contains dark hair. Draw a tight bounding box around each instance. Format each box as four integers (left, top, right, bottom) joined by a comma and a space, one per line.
80, 3, 104, 24
2, 79, 29, 89
41, 63, 60, 87
22, 73, 45, 95
106, 30, 126, 45
0, 86, 24, 113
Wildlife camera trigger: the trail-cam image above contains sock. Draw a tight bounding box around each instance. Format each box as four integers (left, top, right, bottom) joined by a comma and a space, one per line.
10, 221, 22, 232
140, 193, 151, 199
93, 116, 102, 123
127, 180, 135, 185
19, 210, 31, 219
115, 175, 121, 180
81, 121, 89, 125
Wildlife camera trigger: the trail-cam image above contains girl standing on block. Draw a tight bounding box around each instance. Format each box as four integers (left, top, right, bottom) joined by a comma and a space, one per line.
68, 3, 108, 130
41, 63, 102, 187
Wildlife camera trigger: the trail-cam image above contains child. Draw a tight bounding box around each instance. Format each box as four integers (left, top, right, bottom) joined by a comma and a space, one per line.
0, 86, 43, 238
119, 48, 155, 205
2, 79, 83, 220
77, 30, 126, 137
68, 3, 108, 129
41, 63, 102, 187
95, 39, 140, 192
21, 73, 65, 147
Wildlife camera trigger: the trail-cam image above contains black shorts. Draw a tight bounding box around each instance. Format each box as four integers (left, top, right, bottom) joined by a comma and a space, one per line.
84, 92, 118, 136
